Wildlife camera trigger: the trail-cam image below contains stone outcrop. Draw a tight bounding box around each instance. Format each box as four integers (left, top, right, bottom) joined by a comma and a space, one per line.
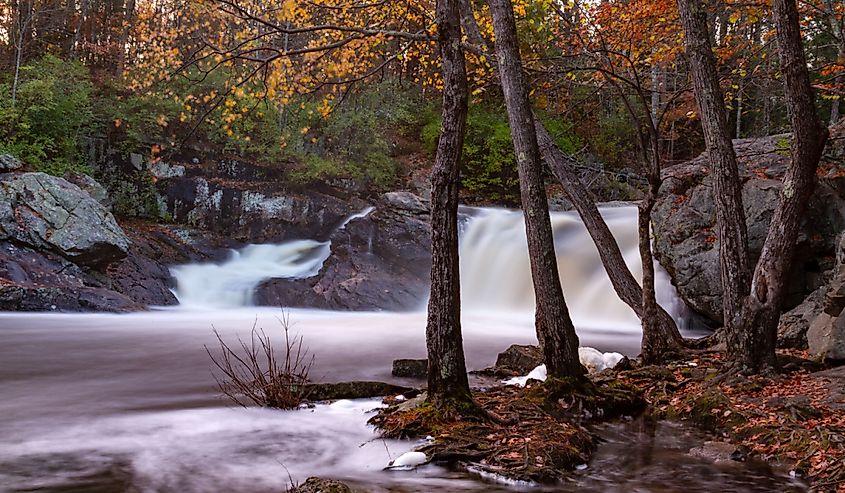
154, 157, 367, 243
0, 172, 130, 268
255, 192, 432, 311
0, 154, 23, 172
653, 128, 845, 324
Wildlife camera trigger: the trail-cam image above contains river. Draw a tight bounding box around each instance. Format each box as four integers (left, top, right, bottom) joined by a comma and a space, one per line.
0, 206, 804, 492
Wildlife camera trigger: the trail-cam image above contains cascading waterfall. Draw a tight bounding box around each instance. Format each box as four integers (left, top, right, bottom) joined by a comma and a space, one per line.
459, 206, 686, 330
170, 204, 688, 331
171, 207, 375, 308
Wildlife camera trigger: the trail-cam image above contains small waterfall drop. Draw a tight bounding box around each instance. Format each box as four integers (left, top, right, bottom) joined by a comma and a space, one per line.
171, 207, 375, 308
459, 206, 685, 331
172, 241, 331, 308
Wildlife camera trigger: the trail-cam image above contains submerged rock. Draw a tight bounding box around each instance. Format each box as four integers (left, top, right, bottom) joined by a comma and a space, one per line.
392, 359, 428, 379
0, 172, 129, 268
495, 344, 544, 375
305, 381, 413, 401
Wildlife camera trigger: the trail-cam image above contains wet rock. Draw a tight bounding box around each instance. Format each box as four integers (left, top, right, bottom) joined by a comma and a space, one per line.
392, 359, 428, 378
0, 172, 130, 268
0, 154, 23, 172
256, 201, 431, 311
106, 222, 210, 306
495, 345, 544, 374
305, 381, 413, 401
689, 441, 740, 463
291, 477, 357, 493
653, 130, 845, 323
0, 283, 143, 312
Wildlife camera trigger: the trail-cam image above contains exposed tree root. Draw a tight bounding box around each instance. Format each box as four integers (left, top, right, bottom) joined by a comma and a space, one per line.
369, 378, 645, 482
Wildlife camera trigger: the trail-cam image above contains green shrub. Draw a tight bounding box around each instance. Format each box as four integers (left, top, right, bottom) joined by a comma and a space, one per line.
0, 55, 96, 175
422, 104, 581, 203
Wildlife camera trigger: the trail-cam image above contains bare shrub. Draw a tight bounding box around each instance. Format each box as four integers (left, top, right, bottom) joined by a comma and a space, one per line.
206, 314, 313, 409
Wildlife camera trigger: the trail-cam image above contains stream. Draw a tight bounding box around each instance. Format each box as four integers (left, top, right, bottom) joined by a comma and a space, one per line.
0, 206, 805, 492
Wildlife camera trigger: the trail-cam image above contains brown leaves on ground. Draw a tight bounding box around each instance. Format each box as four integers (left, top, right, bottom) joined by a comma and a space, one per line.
621, 351, 845, 492
370, 379, 644, 483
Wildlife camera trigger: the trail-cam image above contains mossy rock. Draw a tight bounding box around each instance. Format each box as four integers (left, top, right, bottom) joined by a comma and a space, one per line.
685, 389, 747, 433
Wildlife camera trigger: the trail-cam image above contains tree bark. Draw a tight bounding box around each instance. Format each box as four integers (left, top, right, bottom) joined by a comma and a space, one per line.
425, 0, 474, 408
534, 121, 684, 359
733, 0, 829, 373
677, 0, 752, 364
488, 0, 583, 379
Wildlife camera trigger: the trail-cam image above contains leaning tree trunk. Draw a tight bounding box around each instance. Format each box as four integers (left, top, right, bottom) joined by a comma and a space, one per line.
734, 0, 829, 373
534, 121, 684, 357
425, 0, 474, 408
489, 0, 583, 379
677, 0, 752, 366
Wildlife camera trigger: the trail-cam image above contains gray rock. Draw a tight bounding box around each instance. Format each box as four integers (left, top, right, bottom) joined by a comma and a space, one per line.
807, 235, 845, 360
0, 173, 130, 268
778, 286, 827, 349
63, 172, 111, 209
392, 359, 428, 378
0, 154, 23, 171
256, 206, 431, 311
0, 283, 143, 312
304, 381, 412, 401
495, 344, 544, 374
149, 161, 185, 179
654, 132, 845, 323
382, 191, 429, 215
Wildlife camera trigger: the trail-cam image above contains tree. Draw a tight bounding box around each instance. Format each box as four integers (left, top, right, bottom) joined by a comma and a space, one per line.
677, 0, 828, 373
425, 0, 475, 409
488, 0, 584, 379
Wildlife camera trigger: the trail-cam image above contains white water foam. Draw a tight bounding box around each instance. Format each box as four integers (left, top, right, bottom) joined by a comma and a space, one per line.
459, 206, 687, 331
171, 207, 375, 308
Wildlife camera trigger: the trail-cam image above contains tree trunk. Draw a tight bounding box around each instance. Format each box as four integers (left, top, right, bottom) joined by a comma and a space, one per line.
425, 0, 474, 408
734, 0, 829, 373
534, 121, 684, 358
677, 0, 752, 365
488, 0, 584, 379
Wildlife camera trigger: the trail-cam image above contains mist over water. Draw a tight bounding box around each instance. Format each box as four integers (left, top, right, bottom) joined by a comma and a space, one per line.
0, 205, 797, 492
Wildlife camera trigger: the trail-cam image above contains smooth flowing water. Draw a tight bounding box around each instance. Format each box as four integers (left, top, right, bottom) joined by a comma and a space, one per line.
0, 206, 802, 492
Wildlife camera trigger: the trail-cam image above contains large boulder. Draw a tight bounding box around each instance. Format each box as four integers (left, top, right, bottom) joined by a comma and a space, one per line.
255, 192, 432, 310
653, 130, 845, 323
0, 172, 130, 268
808, 235, 845, 361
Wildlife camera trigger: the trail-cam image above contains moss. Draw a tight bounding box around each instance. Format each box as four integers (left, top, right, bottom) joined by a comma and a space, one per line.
682, 389, 748, 434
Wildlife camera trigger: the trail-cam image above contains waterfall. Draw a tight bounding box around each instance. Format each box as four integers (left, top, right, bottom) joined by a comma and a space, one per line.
171, 241, 332, 308
171, 207, 375, 308
458, 206, 686, 331
170, 204, 687, 331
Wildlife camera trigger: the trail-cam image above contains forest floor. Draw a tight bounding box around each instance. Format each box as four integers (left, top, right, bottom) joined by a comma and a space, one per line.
370, 351, 845, 491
